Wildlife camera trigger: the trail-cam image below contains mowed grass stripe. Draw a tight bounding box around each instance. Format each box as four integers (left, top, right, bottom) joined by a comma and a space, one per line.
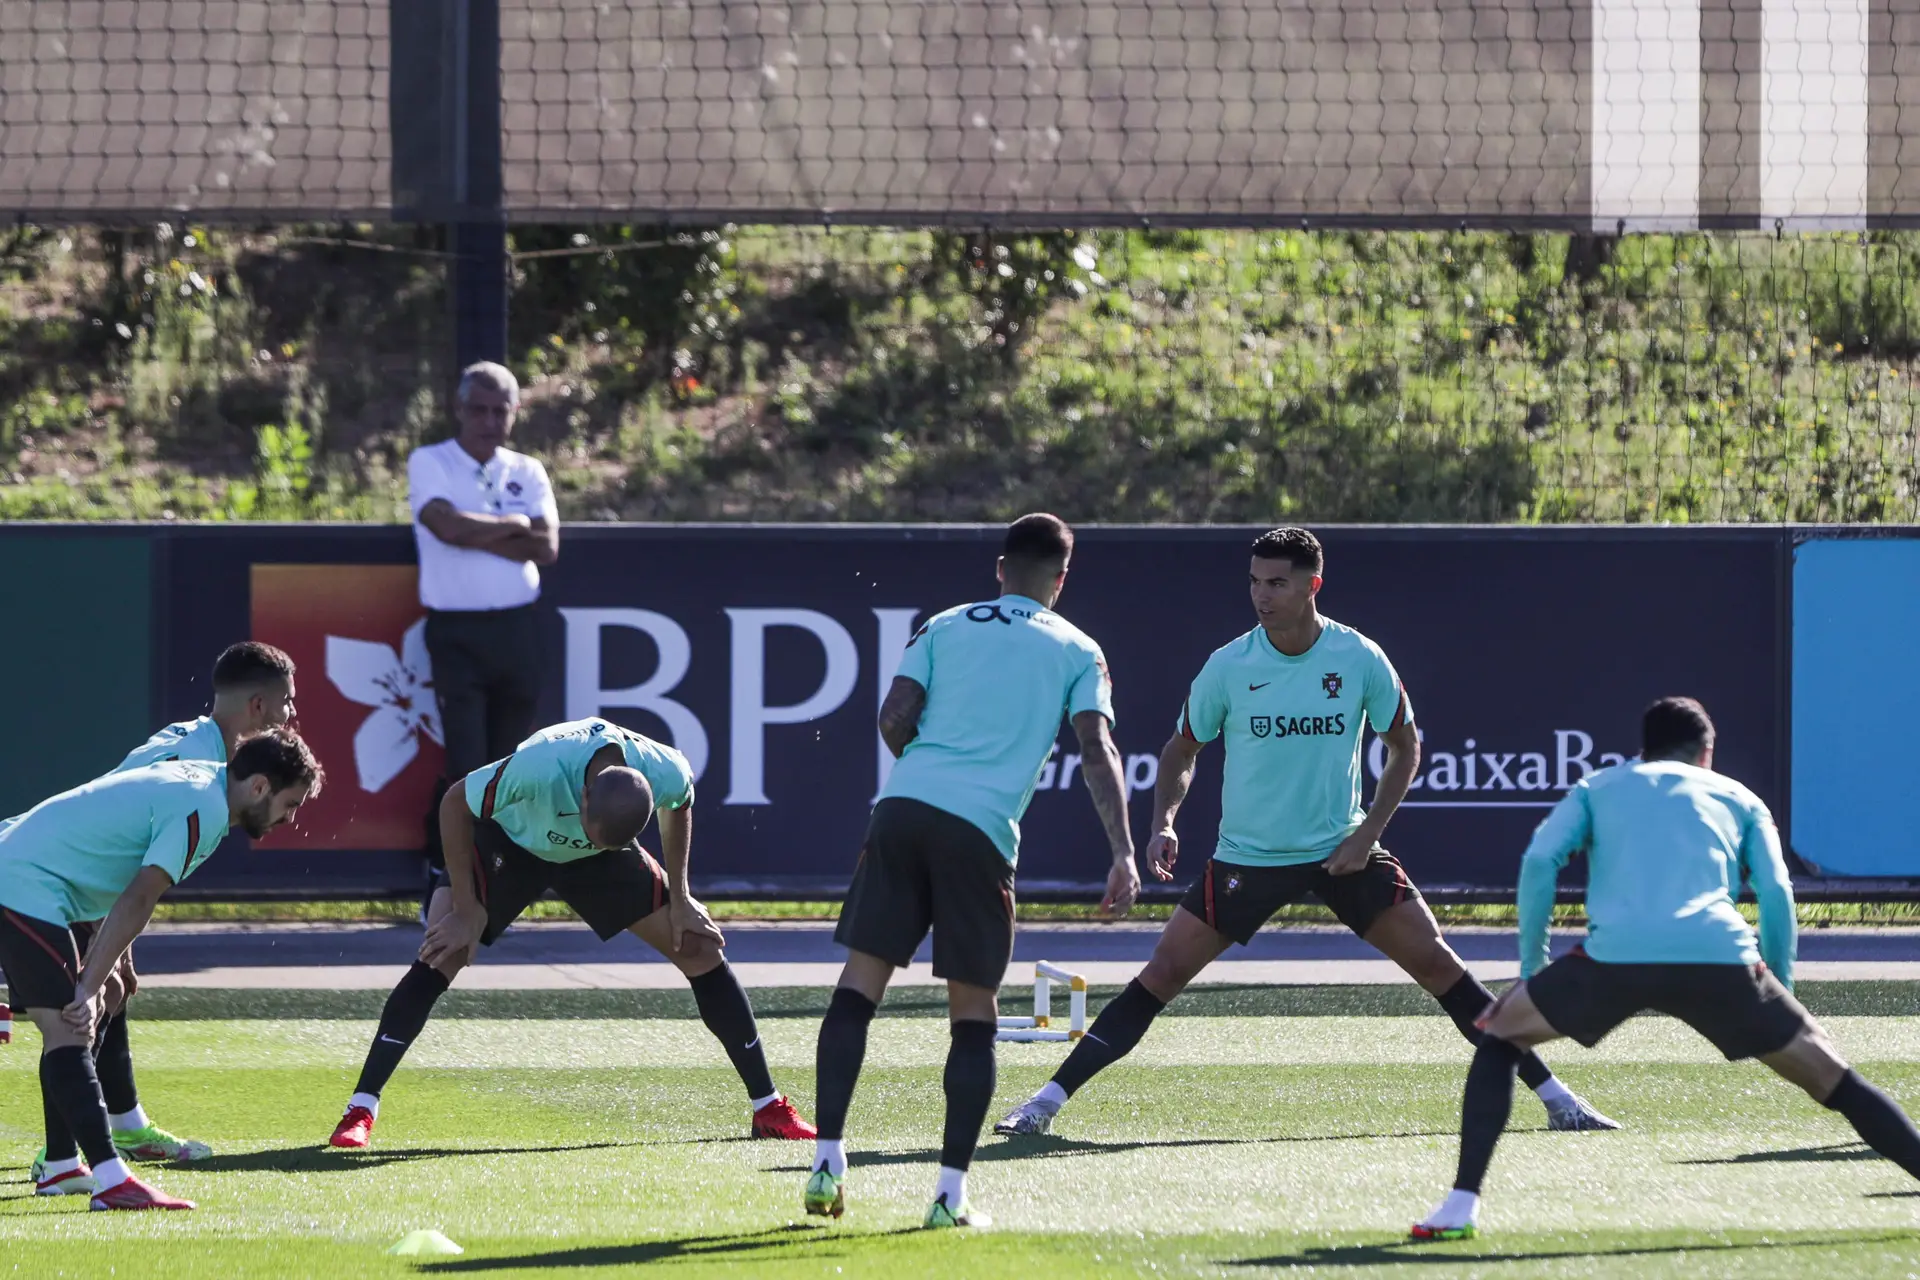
109, 979, 1920, 1022
7, 1015, 1920, 1072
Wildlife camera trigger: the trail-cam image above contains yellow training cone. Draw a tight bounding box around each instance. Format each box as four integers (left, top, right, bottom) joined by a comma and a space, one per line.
386, 1229, 464, 1256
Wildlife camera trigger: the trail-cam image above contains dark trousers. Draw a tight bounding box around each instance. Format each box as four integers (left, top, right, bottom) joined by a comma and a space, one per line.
424, 603, 542, 869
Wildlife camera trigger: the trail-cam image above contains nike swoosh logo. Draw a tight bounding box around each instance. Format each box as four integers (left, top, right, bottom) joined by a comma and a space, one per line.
378, 1035, 407, 1046
744, 1037, 760, 1051
1084, 1032, 1109, 1047
1248, 682, 1270, 691
556, 810, 578, 818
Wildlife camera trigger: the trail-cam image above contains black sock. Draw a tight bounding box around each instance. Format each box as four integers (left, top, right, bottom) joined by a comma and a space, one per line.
1437, 973, 1552, 1091
1053, 979, 1166, 1097
1825, 1070, 1920, 1180
41, 1046, 116, 1170
814, 987, 878, 1141
352, 962, 451, 1097
1454, 1036, 1522, 1194
94, 1010, 139, 1116
43, 1088, 77, 1162
940, 1020, 998, 1171
689, 963, 776, 1102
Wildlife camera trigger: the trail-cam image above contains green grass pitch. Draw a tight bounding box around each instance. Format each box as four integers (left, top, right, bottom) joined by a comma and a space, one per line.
5, 986, 1920, 1277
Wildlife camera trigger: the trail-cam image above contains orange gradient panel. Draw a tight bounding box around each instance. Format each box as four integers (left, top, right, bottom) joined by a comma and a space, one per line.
250, 565, 442, 851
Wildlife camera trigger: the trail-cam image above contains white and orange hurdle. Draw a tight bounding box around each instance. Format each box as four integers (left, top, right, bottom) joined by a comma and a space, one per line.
995, 961, 1088, 1043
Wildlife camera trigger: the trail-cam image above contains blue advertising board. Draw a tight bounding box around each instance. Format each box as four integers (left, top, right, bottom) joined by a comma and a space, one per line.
128, 524, 1786, 898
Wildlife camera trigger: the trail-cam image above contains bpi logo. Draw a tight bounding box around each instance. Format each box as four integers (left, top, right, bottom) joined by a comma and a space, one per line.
250, 565, 445, 850
1322, 672, 1343, 699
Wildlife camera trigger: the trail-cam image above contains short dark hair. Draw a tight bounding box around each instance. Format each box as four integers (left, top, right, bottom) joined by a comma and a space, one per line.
212, 642, 297, 692
1250, 527, 1324, 574
1642, 697, 1715, 761
586, 766, 655, 849
1002, 512, 1074, 569
232, 727, 325, 798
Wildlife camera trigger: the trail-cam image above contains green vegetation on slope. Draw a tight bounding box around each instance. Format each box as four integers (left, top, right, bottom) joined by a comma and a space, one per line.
0, 225, 1916, 523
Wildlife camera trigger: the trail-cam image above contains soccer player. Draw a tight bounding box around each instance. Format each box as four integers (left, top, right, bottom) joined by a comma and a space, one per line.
328, 716, 816, 1147
0, 728, 322, 1210
804, 513, 1141, 1229
23, 641, 298, 1190
996, 527, 1614, 1137
1413, 697, 1920, 1240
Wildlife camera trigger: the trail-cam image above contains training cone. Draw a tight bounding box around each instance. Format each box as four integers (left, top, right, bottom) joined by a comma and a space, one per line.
386, 1229, 464, 1256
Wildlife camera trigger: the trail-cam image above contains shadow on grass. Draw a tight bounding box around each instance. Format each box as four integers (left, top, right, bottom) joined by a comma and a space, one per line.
1677, 1141, 1873, 1166
194, 1140, 648, 1174
761, 1129, 1471, 1174
1227, 1231, 1920, 1269
420, 1223, 920, 1272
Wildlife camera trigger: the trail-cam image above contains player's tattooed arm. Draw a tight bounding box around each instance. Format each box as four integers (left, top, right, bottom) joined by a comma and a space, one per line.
1146, 734, 1206, 881
877, 676, 928, 758
1072, 711, 1140, 914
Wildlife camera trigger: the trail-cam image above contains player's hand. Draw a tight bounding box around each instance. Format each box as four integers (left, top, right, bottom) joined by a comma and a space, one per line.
1101, 856, 1142, 917
61, 985, 104, 1038
1323, 833, 1377, 876
101, 968, 129, 1018
669, 895, 726, 954
1475, 982, 1519, 1032
1145, 829, 1180, 882
420, 903, 484, 967
119, 951, 139, 1001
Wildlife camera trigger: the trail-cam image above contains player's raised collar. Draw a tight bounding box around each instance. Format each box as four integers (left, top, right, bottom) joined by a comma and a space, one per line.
1253, 619, 1328, 663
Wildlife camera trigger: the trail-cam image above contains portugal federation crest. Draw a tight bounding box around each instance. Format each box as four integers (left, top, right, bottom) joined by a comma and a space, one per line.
1322, 672, 1343, 699
1250, 715, 1272, 738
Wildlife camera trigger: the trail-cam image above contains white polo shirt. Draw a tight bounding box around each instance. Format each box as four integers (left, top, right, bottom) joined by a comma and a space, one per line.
407, 438, 559, 612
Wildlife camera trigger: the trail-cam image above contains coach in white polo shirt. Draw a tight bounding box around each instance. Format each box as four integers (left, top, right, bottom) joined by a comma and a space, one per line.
409, 362, 558, 869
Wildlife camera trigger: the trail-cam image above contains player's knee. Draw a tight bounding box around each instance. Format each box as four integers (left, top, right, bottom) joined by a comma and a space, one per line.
671, 936, 724, 976
1138, 954, 1194, 1002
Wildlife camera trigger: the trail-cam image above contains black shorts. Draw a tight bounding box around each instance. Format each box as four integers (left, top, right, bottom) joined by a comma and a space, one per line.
1177, 850, 1421, 945
0, 908, 80, 1010
835, 797, 1016, 990
1528, 949, 1814, 1060
435, 818, 669, 944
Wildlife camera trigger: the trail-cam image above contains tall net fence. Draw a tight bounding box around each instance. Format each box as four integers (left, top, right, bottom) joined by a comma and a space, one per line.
0, 1, 1915, 522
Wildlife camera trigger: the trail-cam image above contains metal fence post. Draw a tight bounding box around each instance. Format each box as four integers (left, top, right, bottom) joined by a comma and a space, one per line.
450, 0, 506, 371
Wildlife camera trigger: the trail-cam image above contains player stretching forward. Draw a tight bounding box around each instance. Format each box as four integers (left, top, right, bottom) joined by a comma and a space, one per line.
805, 513, 1141, 1228
997, 527, 1614, 1137
1414, 698, 1920, 1239
23, 641, 299, 1191
329, 716, 816, 1147
0, 729, 322, 1209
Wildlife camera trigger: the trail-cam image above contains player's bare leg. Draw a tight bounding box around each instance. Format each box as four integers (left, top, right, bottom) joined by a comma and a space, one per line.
1763, 1025, 1920, 1183
997, 906, 1231, 1135
627, 910, 814, 1139
331, 886, 468, 1148
1364, 898, 1617, 1132
1413, 980, 1562, 1239
806, 950, 895, 1218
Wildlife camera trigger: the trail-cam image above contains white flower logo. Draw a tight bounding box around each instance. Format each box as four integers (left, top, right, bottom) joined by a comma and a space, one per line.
327, 618, 444, 793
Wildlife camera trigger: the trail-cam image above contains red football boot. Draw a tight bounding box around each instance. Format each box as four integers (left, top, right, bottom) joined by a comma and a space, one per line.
90, 1175, 195, 1211
329, 1105, 375, 1149
751, 1096, 818, 1140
